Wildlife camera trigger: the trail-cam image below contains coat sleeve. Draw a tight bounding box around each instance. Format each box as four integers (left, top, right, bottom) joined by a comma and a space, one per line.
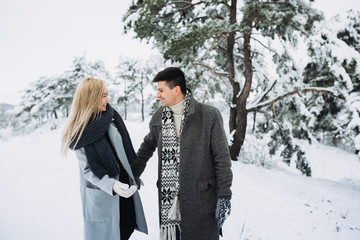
210, 109, 233, 197
131, 111, 160, 178
75, 148, 117, 196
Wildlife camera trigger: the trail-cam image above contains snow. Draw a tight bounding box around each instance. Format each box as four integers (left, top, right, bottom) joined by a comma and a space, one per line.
0, 117, 360, 240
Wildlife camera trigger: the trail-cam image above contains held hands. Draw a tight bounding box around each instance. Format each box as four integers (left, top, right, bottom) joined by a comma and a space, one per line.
135, 177, 144, 190
113, 181, 137, 198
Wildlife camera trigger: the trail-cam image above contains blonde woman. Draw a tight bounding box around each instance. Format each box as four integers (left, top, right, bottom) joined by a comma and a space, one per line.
61, 78, 147, 240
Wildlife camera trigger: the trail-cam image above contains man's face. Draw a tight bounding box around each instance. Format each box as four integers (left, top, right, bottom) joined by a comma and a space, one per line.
156, 81, 178, 107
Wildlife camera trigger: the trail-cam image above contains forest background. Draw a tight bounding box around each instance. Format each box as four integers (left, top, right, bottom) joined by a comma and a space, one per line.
1, 0, 360, 174
1, 1, 360, 239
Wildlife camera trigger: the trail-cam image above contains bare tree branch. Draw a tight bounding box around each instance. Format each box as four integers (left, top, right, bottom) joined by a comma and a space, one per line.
220, 1, 231, 10
214, 34, 229, 48
169, 1, 230, 9
234, 35, 243, 41
291, 24, 309, 37
234, 54, 245, 60
163, 1, 206, 17
251, 36, 278, 55
164, 1, 230, 19
190, 15, 225, 23
262, 1, 287, 5
192, 63, 228, 78
169, 1, 194, 5
202, 89, 208, 104
258, 76, 277, 103
190, 16, 208, 23
271, 106, 283, 131
247, 88, 345, 112
252, 18, 260, 28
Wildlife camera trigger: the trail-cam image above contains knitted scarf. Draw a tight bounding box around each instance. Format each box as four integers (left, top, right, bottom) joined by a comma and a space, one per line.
160, 91, 191, 240
70, 104, 136, 179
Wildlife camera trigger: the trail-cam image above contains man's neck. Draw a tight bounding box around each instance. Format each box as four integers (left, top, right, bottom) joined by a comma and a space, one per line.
169, 94, 185, 108
169, 100, 184, 115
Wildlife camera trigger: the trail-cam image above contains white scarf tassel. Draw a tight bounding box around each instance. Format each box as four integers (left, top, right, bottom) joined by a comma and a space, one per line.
160, 225, 180, 240
168, 196, 181, 220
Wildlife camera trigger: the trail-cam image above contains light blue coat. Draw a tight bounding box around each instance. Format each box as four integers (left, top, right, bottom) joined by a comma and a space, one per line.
75, 122, 148, 240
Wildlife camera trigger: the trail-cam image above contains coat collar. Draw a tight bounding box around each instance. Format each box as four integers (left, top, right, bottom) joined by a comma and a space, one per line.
186, 88, 199, 118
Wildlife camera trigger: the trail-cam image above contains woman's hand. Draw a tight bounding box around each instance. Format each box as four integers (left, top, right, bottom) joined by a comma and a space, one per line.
113, 181, 137, 198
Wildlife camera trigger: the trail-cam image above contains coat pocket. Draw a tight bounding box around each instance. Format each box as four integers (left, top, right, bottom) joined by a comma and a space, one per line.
197, 179, 217, 214
84, 187, 113, 222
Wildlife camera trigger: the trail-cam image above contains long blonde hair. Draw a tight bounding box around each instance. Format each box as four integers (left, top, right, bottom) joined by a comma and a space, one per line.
61, 77, 106, 156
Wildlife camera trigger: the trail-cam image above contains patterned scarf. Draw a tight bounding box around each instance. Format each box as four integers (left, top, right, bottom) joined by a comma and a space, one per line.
160, 91, 191, 240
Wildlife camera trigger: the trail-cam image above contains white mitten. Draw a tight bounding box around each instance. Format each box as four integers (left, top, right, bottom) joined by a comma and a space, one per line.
113, 181, 137, 198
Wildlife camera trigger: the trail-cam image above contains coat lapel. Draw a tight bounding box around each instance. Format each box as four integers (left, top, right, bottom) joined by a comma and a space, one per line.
108, 122, 135, 180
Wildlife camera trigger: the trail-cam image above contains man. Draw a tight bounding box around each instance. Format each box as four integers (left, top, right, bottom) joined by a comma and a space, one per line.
132, 67, 232, 240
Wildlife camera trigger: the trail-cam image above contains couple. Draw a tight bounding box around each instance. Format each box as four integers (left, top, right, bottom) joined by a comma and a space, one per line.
61, 67, 233, 240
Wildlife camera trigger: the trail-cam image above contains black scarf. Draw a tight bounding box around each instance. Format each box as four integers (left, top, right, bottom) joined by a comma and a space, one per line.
70, 104, 136, 179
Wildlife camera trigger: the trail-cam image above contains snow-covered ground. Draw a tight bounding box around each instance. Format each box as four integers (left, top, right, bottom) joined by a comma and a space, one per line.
0, 118, 359, 240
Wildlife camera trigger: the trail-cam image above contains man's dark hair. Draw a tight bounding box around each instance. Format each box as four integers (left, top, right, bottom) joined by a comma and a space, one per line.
152, 67, 187, 95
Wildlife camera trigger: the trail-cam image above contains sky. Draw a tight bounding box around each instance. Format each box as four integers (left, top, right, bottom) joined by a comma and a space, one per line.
0, 0, 359, 105
0, 0, 158, 105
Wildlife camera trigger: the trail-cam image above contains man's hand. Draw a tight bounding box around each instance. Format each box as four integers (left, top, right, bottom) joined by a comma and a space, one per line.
135, 177, 144, 190
215, 196, 231, 229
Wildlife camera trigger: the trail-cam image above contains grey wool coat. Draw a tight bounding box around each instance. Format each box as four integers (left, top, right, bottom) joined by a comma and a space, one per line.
75, 122, 148, 240
132, 91, 233, 240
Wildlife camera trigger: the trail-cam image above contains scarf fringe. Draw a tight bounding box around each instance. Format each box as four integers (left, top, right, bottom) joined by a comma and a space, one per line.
160, 224, 180, 240
168, 196, 181, 220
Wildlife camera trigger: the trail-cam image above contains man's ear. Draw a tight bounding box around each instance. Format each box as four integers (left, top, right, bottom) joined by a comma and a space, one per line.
175, 86, 181, 96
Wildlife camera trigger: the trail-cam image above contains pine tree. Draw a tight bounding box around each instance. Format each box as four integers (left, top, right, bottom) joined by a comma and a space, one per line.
123, 0, 330, 174
303, 10, 360, 155
17, 55, 111, 130
115, 56, 160, 121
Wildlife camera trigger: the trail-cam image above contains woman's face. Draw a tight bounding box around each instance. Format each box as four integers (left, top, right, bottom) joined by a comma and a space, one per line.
100, 87, 110, 111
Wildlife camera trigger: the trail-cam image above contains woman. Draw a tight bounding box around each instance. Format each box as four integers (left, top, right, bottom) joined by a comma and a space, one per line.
61, 77, 147, 240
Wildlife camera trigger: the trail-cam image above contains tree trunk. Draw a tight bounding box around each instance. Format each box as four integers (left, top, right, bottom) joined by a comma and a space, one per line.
53, 110, 58, 119
227, 0, 245, 160
229, 13, 253, 160
141, 79, 144, 122
227, 0, 238, 140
